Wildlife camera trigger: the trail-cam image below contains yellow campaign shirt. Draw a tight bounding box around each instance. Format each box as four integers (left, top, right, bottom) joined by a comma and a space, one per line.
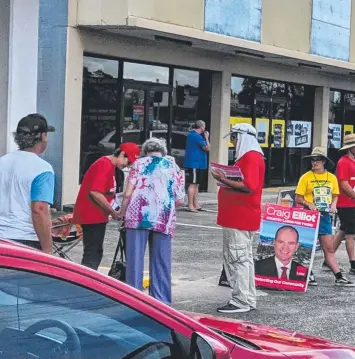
296, 170, 339, 211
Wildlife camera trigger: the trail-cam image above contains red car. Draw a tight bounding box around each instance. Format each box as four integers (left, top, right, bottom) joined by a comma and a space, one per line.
0, 240, 354, 359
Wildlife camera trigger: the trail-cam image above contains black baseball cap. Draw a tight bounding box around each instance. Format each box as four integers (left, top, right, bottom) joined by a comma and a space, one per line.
16, 113, 55, 134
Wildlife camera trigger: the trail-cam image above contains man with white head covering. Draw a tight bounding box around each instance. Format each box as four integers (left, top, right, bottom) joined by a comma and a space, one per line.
211, 123, 265, 313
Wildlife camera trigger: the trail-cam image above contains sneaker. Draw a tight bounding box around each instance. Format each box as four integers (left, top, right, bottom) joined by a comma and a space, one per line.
217, 303, 252, 313
349, 268, 355, 275
308, 274, 318, 286
322, 261, 332, 272
218, 280, 231, 288
335, 277, 355, 287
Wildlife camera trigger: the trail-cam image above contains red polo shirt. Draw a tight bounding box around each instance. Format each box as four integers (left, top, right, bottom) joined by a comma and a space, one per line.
336, 155, 355, 208
217, 151, 265, 231
73, 157, 116, 224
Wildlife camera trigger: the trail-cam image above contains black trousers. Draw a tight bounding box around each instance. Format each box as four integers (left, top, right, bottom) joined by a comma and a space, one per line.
81, 223, 107, 270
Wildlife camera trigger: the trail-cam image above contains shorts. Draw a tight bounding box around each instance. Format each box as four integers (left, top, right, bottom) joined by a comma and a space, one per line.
337, 207, 355, 235
185, 168, 205, 185
318, 214, 332, 236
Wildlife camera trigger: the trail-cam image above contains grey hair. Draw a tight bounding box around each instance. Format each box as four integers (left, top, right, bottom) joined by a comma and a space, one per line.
195, 120, 205, 129
13, 132, 42, 150
141, 137, 167, 156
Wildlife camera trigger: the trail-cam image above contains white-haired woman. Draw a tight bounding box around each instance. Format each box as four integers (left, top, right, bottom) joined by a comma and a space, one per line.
118, 138, 185, 305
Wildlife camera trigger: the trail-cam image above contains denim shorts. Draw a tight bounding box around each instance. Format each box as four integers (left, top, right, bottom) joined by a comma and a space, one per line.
318, 214, 332, 235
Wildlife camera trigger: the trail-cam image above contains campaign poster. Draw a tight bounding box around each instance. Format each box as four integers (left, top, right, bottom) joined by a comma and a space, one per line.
328, 124, 342, 149
255, 118, 269, 148
271, 119, 285, 148
228, 117, 252, 147
255, 204, 320, 292
344, 124, 354, 140
286, 121, 312, 148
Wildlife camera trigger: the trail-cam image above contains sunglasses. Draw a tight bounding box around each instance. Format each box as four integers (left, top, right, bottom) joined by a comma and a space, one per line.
311, 157, 324, 162
230, 134, 238, 141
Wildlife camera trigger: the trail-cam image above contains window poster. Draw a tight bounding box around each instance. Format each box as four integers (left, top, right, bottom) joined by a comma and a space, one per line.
344, 125, 354, 140
286, 121, 312, 148
328, 124, 342, 149
228, 117, 252, 147
255, 118, 269, 148
271, 119, 285, 148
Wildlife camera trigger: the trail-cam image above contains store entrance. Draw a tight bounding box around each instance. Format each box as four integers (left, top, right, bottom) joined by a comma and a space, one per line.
255, 96, 288, 186
121, 80, 173, 149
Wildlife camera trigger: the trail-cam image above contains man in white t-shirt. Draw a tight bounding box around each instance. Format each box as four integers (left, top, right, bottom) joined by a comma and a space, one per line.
0, 114, 55, 254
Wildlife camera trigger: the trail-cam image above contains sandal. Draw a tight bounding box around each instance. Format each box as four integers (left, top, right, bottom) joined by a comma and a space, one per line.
186, 207, 198, 213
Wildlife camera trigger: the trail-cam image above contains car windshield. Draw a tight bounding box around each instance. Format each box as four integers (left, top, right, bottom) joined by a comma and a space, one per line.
0, 268, 176, 358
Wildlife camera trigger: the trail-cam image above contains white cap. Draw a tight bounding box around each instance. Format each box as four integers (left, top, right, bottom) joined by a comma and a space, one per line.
223, 123, 257, 139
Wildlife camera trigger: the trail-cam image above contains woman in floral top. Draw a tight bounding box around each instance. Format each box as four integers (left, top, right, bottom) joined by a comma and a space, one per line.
119, 138, 185, 304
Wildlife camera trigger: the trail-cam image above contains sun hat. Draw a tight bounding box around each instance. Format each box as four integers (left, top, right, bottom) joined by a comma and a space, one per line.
339, 134, 355, 151
302, 146, 334, 169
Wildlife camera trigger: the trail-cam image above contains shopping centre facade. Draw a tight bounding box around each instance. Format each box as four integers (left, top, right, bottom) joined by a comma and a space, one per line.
2, 0, 355, 208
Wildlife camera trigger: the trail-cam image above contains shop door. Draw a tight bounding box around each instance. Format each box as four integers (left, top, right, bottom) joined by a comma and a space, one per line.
255, 96, 288, 186
121, 81, 172, 148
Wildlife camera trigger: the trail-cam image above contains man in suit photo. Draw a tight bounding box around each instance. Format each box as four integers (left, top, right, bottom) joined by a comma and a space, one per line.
255, 225, 308, 281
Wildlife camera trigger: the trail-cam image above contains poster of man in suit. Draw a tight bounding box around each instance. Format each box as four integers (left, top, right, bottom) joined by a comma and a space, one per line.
255, 204, 320, 292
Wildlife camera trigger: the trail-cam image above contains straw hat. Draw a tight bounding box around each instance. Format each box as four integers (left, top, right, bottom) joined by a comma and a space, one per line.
339, 134, 355, 151
302, 146, 334, 169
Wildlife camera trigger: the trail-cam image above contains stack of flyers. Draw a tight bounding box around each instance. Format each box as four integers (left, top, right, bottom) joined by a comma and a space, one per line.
211, 162, 244, 188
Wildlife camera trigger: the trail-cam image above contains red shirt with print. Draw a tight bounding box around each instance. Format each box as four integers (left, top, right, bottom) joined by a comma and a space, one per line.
336, 155, 355, 208
217, 151, 265, 231
73, 157, 116, 224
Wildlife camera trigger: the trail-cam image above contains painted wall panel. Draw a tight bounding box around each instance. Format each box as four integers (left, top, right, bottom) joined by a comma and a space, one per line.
262, 0, 312, 53
311, 20, 350, 61
205, 0, 262, 42
37, 0, 68, 207
311, 0, 351, 61
130, 0, 204, 29
349, 0, 355, 62
312, 0, 350, 29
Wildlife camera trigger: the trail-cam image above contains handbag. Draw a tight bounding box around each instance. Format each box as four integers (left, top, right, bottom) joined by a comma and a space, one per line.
108, 228, 126, 282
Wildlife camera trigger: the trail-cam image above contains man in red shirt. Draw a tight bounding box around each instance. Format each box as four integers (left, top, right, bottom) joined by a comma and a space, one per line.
335, 134, 355, 275
211, 123, 265, 314
73, 142, 140, 270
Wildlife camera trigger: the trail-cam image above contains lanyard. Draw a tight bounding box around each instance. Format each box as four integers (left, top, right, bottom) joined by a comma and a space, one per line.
312, 171, 328, 187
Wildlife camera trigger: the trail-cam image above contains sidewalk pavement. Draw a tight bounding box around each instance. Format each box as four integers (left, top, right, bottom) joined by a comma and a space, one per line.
178, 186, 296, 208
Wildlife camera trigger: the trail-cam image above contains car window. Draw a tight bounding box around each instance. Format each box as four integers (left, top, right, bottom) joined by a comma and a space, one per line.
0, 268, 188, 359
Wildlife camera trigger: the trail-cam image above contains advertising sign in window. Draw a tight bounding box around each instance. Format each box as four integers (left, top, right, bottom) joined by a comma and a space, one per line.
286, 121, 312, 148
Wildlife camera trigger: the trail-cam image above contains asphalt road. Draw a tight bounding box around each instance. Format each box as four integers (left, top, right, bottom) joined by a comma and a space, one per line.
59, 193, 355, 347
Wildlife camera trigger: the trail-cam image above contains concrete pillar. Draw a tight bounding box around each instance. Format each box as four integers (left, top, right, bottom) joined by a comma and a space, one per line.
313, 86, 330, 151
208, 70, 232, 193
0, 0, 39, 155
7, 0, 40, 153
0, 0, 10, 156
61, 27, 84, 206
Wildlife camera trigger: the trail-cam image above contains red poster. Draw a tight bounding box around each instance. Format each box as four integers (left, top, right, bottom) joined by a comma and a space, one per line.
255, 204, 320, 292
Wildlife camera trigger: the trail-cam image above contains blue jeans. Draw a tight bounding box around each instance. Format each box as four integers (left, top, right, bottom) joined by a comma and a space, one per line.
125, 229, 172, 305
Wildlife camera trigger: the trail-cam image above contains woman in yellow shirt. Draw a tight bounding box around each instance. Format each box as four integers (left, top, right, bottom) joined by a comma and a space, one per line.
296, 147, 354, 287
